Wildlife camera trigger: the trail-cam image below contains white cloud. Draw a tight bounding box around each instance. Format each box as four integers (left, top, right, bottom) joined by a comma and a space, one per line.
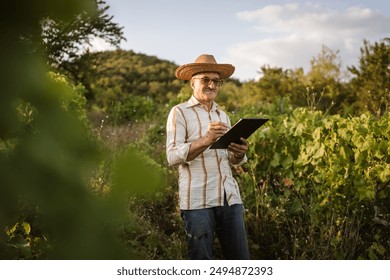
87, 37, 117, 52
227, 3, 390, 81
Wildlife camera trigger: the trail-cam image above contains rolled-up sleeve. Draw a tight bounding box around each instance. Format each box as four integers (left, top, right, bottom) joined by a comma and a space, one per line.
166, 106, 191, 166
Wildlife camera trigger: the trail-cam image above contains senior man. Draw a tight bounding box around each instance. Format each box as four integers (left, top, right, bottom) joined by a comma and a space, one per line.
166, 54, 250, 260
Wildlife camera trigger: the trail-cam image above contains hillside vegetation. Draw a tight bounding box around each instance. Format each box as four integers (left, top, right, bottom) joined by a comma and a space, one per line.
1, 0, 389, 260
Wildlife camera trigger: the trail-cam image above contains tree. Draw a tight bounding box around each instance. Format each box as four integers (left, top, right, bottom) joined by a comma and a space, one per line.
305, 45, 345, 113
255, 66, 306, 113
28, 0, 125, 70
348, 38, 390, 117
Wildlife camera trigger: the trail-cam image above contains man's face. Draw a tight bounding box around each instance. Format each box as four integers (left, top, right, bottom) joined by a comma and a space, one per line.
191, 72, 222, 103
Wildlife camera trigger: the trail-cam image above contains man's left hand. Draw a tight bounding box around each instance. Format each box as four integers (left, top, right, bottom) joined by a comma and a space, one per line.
227, 137, 249, 158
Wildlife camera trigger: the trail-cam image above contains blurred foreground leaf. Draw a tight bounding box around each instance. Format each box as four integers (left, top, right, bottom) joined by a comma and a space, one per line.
0, 0, 137, 260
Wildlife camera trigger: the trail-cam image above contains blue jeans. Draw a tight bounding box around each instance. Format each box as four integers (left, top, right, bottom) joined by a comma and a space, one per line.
181, 201, 250, 260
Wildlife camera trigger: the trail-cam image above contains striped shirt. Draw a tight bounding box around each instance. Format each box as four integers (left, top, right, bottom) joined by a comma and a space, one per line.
166, 95, 247, 210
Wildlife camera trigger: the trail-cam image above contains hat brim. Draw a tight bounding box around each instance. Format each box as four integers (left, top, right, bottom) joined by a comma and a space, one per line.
175, 63, 235, 80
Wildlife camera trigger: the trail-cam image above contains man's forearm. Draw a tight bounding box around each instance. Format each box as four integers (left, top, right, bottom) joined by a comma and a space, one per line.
186, 121, 229, 162
186, 135, 213, 162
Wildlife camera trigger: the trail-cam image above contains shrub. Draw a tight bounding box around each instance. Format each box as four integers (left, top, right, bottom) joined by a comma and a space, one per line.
239, 108, 390, 259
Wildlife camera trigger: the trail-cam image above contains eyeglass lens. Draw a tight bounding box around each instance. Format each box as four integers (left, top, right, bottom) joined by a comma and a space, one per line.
199, 77, 223, 86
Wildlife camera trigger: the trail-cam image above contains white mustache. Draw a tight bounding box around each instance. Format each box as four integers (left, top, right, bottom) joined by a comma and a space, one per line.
203, 88, 216, 93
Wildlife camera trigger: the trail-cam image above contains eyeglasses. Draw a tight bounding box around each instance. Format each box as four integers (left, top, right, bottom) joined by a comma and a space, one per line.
193, 77, 223, 87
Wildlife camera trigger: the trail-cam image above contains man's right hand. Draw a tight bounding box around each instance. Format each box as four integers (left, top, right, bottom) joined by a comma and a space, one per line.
186, 122, 229, 162
206, 122, 229, 143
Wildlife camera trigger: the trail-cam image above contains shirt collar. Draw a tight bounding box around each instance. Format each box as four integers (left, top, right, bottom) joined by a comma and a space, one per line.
186, 95, 220, 112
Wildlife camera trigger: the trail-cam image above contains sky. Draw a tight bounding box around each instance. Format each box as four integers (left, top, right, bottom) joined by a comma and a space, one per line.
93, 0, 390, 81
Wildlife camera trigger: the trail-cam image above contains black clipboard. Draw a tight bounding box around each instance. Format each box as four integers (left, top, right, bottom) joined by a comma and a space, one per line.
209, 118, 269, 149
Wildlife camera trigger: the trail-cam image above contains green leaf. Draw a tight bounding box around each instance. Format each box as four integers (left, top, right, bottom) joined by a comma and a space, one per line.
282, 154, 294, 168
22, 222, 31, 235
6, 223, 19, 237
313, 143, 326, 159
112, 148, 162, 196
270, 152, 280, 167
377, 165, 390, 182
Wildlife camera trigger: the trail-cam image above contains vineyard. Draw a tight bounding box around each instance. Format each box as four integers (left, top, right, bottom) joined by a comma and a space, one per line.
1, 0, 389, 260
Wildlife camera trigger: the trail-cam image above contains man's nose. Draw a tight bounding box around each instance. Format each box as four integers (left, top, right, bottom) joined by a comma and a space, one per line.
209, 81, 217, 88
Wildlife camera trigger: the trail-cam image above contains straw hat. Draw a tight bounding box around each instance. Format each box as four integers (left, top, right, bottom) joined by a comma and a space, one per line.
175, 54, 235, 80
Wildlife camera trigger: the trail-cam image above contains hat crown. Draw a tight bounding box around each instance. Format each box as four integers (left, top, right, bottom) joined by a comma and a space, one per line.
175, 54, 234, 80
194, 54, 218, 64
